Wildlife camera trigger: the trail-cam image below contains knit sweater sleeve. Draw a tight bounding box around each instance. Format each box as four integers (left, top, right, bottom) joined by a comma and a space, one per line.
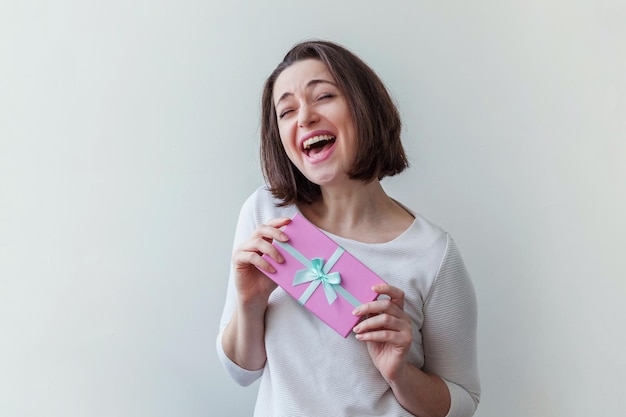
422, 235, 481, 417
216, 191, 265, 386
216, 188, 296, 386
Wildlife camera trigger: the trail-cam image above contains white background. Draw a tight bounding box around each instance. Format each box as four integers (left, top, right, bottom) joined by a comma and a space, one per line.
1, 1, 625, 416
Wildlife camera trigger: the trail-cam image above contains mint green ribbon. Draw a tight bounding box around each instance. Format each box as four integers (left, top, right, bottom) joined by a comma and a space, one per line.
275, 241, 361, 307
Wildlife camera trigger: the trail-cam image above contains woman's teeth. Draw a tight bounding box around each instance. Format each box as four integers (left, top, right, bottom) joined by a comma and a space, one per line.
303, 134, 335, 150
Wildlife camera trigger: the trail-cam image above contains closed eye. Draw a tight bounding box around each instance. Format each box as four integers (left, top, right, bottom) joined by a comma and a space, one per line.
317, 93, 335, 101
278, 108, 294, 119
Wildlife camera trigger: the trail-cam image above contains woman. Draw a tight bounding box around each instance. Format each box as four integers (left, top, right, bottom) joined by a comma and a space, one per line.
217, 40, 480, 417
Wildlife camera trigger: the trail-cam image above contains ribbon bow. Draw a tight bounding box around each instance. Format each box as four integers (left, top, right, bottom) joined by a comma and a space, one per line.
275, 241, 361, 308
293, 257, 342, 304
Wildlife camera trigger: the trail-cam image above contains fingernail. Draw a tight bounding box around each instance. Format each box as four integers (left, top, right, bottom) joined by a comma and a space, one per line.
279, 233, 288, 241
352, 308, 360, 315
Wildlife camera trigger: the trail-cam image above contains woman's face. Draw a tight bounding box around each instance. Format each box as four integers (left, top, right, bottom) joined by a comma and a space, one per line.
273, 59, 357, 188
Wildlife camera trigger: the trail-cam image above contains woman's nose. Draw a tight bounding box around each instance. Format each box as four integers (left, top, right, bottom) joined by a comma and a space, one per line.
298, 104, 319, 127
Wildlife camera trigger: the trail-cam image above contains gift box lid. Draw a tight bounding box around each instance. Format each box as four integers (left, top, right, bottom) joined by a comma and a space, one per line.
259, 213, 386, 337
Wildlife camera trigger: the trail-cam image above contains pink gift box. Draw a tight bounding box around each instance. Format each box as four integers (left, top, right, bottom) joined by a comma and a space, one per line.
259, 213, 386, 338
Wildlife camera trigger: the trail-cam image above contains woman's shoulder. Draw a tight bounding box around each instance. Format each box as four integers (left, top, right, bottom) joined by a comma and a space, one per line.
239, 185, 298, 225
411, 212, 448, 242
387, 198, 447, 247
390, 199, 445, 242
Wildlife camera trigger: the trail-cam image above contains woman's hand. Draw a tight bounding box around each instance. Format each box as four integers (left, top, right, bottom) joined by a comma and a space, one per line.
231, 217, 291, 307
352, 284, 413, 383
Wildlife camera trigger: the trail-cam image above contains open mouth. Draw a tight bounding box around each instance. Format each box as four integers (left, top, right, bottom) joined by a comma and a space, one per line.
302, 134, 336, 157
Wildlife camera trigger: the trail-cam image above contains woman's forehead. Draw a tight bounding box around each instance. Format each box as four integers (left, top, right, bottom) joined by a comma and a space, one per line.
273, 59, 336, 103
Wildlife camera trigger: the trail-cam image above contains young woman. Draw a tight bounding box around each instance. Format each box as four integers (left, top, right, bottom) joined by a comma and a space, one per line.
217, 40, 480, 417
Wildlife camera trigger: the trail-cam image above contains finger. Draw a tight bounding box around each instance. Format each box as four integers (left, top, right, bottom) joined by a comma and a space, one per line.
241, 236, 285, 259
251, 224, 289, 243
233, 249, 278, 274
352, 298, 404, 318
372, 284, 405, 309
353, 312, 409, 334
237, 237, 285, 264
253, 217, 292, 241
266, 217, 292, 228
354, 328, 412, 345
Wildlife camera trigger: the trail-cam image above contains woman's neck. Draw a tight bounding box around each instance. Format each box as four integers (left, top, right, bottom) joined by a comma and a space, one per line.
299, 180, 414, 243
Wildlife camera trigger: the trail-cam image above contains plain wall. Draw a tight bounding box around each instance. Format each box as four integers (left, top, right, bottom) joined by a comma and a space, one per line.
1, 1, 625, 416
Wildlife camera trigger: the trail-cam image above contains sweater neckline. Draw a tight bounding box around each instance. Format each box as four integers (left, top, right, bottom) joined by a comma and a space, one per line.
293, 206, 419, 247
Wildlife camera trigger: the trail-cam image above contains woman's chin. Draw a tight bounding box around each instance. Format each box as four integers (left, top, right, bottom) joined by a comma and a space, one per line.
303, 171, 352, 189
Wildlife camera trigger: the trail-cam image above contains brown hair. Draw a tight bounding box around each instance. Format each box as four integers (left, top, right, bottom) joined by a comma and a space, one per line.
260, 40, 408, 206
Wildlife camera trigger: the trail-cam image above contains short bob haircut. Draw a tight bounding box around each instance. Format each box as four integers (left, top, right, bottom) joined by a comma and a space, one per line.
261, 40, 408, 206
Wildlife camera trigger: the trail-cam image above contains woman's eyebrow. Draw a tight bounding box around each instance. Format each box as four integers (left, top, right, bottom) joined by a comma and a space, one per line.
275, 79, 337, 106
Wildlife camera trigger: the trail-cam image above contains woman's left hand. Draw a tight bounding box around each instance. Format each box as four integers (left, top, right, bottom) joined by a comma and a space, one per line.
352, 284, 413, 383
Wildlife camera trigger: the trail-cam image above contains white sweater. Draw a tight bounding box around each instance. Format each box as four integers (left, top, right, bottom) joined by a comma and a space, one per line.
217, 187, 480, 417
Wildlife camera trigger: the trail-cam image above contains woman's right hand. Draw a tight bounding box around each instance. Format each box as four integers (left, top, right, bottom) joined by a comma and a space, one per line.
231, 217, 292, 307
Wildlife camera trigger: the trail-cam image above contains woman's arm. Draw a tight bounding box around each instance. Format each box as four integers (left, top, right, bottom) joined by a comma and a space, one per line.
220, 217, 291, 372
420, 236, 480, 415
353, 236, 480, 417
353, 284, 451, 417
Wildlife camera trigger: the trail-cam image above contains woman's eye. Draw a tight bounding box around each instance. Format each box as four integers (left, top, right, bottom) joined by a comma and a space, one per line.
278, 109, 294, 119
317, 93, 335, 101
